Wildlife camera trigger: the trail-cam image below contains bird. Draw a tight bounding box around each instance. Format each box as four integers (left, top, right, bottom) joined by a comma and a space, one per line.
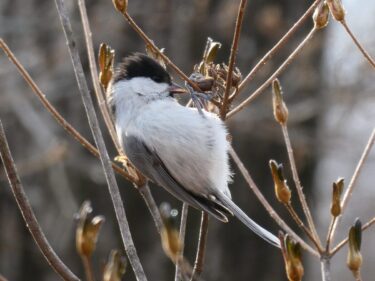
107, 53, 280, 248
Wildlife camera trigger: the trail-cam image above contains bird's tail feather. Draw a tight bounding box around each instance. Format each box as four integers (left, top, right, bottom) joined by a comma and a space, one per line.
215, 192, 280, 248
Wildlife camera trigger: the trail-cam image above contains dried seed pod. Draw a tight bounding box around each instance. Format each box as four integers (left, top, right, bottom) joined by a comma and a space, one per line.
269, 160, 291, 204
330, 178, 344, 217
98, 43, 115, 90
283, 235, 304, 281
112, 0, 127, 14
272, 79, 289, 125
327, 0, 346, 22
313, 1, 330, 29
347, 218, 362, 274
103, 250, 127, 281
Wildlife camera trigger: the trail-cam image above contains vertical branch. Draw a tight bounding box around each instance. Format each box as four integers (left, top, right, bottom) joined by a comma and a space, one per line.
81, 256, 95, 281
175, 203, 189, 281
320, 256, 332, 281
220, 0, 247, 119
191, 212, 209, 281
0, 121, 80, 281
328, 129, 375, 248
54, 0, 147, 280
281, 125, 321, 245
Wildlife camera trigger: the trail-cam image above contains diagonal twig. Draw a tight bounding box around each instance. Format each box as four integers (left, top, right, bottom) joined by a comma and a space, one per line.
220, 0, 247, 119
54, 0, 147, 279
0, 121, 80, 281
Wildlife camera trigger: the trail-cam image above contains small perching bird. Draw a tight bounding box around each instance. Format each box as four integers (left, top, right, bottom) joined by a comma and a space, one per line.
107, 53, 280, 247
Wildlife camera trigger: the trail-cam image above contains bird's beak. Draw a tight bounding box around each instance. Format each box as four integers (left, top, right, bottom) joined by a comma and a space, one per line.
168, 83, 187, 96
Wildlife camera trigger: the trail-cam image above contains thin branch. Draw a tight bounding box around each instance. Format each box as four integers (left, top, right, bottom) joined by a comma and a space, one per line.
235, 0, 321, 96
191, 212, 209, 280
281, 125, 321, 246
220, 0, 247, 119
341, 20, 375, 69
0, 274, 8, 281
320, 255, 332, 281
329, 129, 375, 253
138, 182, 163, 233
0, 38, 137, 184
227, 28, 317, 119
325, 217, 336, 252
228, 145, 318, 256
330, 217, 375, 256
175, 203, 189, 281
77, 0, 124, 154
54, 1, 147, 280
81, 256, 95, 281
285, 204, 323, 253
0, 121, 80, 281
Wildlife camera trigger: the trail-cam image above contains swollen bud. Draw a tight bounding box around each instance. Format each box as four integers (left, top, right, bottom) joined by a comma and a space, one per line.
98, 43, 115, 90
327, 0, 346, 22
269, 160, 291, 204
112, 0, 127, 13
313, 1, 329, 29
103, 250, 127, 281
272, 79, 289, 125
347, 218, 362, 274
159, 203, 182, 263
330, 178, 344, 217
75, 201, 105, 257
281, 234, 304, 281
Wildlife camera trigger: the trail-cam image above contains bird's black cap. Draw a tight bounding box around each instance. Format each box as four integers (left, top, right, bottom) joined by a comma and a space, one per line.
113, 53, 171, 85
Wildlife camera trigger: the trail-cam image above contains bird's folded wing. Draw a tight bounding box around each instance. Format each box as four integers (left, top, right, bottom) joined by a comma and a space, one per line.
123, 135, 231, 222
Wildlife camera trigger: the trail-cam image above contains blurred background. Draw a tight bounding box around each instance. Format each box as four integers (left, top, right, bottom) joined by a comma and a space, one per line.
0, 0, 374, 280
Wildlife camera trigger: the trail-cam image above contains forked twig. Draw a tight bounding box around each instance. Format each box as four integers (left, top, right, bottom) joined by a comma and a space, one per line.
191, 212, 209, 280
328, 128, 375, 249
227, 28, 317, 118
0, 121, 80, 281
228, 145, 318, 256
175, 203, 189, 281
54, 0, 147, 279
220, 0, 247, 119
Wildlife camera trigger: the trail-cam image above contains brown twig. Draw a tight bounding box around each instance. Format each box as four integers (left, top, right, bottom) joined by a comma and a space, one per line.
0, 121, 80, 281
328, 129, 375, 249
82, 256, 95, 281
0, 38, 137, 184
54, 0, 147, 279
77, 0, 124, 154
330, 217, 375, 256
191, 212, 209, 280
228, 145, 318, 256
175, 203, 189, 281
341, 20, 375, 69
281, 125, 321, 246
220, 0, 247, 119
138, 182, 163, 233
234, 0, 321, 97
0, 274, 8, 281
227, 28, 317, 119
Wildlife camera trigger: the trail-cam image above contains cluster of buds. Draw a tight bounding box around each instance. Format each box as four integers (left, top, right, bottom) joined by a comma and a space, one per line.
272, 79, 289, 125
99, 43, 115, 90
313, 1, 329, 29
330, 178, 344, 217
103, 250, 127, 281
75, 201, 105, 257
280, 233, 304, 281
347, 218, 363, 277
159, 203, 182, 263
269, 160, 291, 204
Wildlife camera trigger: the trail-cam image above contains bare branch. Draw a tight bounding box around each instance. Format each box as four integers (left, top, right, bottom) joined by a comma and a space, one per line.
191, 212, 209, 280
228, 145, 318, 256
320, 256, 332, 281
220, 0, 247, 119
227, 28, 317, 119
281, 125, 322, 247
175, 203, 189, 281
329, 129, 375, 251
82, 256, 95, 281
54, 0, 147, 279
0, 121, 80, 281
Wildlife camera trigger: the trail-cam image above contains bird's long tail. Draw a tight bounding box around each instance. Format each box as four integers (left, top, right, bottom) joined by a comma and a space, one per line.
215, 192, 280, 248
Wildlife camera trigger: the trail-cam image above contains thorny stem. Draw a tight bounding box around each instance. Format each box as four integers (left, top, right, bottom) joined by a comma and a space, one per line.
320, 255, 332, 281
285, 204, 323, 253
82, 256, 95, 281
0, 39, 137, 184
341, 20, 375, 69
234, 0, 321, 97
220, 0, 247, 119
228, 145, 318, 256
175, 203, 189, 281
191, 212, 209, 281
77, 0, 124, 155
329, 129, 375, 249
281, 125, 322, 248
54, 0, 147, 280
0, 121, 80, 281
227, 28, 317, 119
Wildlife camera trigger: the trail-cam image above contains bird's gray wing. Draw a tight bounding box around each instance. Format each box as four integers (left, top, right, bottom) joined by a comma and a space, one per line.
124, 135, 231, 222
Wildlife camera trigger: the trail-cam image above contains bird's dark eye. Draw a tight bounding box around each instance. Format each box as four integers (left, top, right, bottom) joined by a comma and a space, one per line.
152, 76, 162, 83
